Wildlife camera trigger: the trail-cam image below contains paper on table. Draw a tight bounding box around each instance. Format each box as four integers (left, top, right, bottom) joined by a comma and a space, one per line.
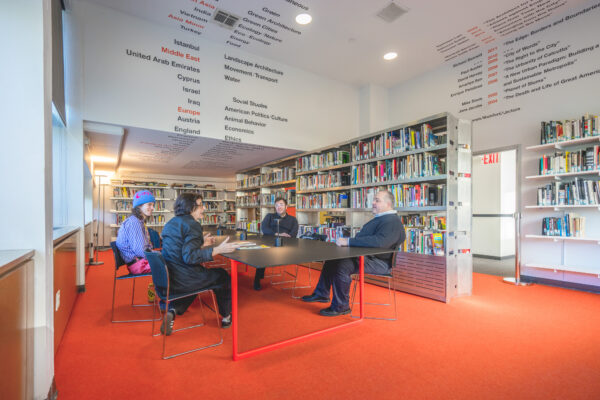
237, 245, 270, 250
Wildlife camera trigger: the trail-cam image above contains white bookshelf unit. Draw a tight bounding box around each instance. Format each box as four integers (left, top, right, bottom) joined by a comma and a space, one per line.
235, 156, 297, 234
293, 112, 472, 302
523, 115, 600, 284
109, 183, 172, 229
107, 179, 236, 243
172, 185, 237, 227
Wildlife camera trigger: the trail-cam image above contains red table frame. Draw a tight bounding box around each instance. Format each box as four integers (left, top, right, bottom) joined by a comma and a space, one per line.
229, 256, 365, 361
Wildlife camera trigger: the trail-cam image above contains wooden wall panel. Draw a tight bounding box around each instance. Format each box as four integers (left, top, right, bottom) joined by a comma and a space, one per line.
0, 259, 33, 400
54, 234, 78, 353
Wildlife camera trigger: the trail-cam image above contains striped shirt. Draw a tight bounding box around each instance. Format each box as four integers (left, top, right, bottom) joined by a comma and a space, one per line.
116, 215, 151, 263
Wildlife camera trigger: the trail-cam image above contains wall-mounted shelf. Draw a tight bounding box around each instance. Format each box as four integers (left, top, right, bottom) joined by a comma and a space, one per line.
526, 135, 600, 151
525, 234, 600, 244
525, 170, 600, 180
525, 205, 600, 210
524, 263, 600, 277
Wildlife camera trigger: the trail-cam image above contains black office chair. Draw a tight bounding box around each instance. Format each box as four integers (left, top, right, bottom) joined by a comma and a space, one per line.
110, 241, 160, 323
145, 251, 223, 360
349, 249, 400, 321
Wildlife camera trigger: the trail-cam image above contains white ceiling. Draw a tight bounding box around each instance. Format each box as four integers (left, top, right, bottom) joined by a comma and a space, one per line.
82, 0, 587, 87
109, 124, 299, 177
81, 0, 589, 176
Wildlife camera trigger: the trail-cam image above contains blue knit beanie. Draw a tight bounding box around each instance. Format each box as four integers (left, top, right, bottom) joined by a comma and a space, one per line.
133, 190, 155, 208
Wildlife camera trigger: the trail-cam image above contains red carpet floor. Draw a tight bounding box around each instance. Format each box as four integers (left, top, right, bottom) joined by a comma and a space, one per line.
54, 250, 600, 399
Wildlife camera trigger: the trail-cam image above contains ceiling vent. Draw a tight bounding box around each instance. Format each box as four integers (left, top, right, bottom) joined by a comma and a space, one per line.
212, 9, 240, 29
376, 2, 408, 23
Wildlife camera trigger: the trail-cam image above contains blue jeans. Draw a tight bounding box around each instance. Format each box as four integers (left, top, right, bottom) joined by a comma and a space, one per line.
313, 256, 391, 311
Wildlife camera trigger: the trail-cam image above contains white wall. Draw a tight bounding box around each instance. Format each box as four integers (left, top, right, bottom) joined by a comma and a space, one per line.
388, 0, 600, 285
359, 84, 389, 135
75, 0, 360, 151
0, 1, 55, 398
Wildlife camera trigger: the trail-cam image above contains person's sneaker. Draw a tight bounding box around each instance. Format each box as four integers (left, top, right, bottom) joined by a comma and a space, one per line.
221, 314, 232, 329
160, 311, 175, 336
301, 293, 330, 303
147, 283, 155, 303
319, 306, 351, 317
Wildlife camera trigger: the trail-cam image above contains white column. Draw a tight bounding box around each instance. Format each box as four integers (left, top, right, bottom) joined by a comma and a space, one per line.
0, 1, 55, 399
64, 6, 86, 286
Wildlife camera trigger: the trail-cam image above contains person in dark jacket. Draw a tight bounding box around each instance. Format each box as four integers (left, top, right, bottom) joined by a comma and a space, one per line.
160, 192, 240, 334
301, 190, 405, 316
254, 197, 299, 290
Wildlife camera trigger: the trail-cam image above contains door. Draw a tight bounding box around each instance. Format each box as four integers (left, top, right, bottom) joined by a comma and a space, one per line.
472, 148, 518, 276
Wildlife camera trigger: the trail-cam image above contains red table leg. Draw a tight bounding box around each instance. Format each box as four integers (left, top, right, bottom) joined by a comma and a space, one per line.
359, 255, 364, 319
230, 256, 365, 361
230, 259, 239, 360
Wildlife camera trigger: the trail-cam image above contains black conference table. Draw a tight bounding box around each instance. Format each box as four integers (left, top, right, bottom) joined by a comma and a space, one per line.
219, 235, 395, 361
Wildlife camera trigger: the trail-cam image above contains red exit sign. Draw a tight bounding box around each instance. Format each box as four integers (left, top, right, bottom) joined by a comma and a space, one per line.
481, 153, 499, 165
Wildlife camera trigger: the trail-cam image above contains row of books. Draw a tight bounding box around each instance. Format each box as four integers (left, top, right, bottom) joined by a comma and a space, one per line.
390, 183, 446, 208
174, 187, 222, 200
201, 214, 235, 225
537, 179, 600, 206
202, 214, 224, 225
400, 229, 445, 256
203, 201, 236, 212
236, 220, 261, 233
350, 185, 446, 209
261, 191, 287, 205
297, 171, 350, 191
261, 167, 296, 185
540, 114, 599, 144
115, 214, 166, 225
297, 192, 349, 209
541, 214, 585, 237
351, 124, 443, 161
236, 194, 260, 207
298, 224, 351, 242
237, 175, 262, 189
172, 183, 216, 189
538, 146, 600, 175
400, 215, 447, 230
112, 187, 167, 198
113, 200, 168, 211
296, 150, 351, 172
111, 180, 169, 187
350, 153, 445, 185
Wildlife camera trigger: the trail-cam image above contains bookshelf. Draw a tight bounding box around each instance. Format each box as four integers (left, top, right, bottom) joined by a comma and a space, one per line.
235, 155, 297, 233
523, 114, 600, 282
171, 185, 236, 227
293, 112, 472, 302
108, 180, 236, 240
110, 184, 171, 229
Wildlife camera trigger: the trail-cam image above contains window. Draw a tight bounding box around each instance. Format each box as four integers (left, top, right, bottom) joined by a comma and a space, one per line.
52, 104, 68, 227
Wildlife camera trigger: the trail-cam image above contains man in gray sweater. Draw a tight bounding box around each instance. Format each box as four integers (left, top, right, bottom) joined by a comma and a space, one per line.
302, 190, 405, 316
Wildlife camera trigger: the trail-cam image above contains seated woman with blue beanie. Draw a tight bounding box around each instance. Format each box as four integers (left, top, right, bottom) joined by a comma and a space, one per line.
116, 190, 156, 274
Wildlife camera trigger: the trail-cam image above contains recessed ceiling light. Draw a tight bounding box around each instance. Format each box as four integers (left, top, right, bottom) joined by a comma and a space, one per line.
383, 52, 398, 60
295, 14, 312, 25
